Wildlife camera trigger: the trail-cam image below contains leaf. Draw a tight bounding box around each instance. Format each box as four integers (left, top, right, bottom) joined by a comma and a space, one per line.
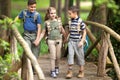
0, 20, 4, 24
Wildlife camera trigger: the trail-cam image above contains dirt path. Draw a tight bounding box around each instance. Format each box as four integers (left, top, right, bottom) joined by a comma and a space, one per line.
34, 55, 112, 80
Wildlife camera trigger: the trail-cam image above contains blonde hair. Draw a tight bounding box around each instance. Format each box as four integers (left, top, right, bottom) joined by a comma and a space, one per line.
44, 7, 58, 21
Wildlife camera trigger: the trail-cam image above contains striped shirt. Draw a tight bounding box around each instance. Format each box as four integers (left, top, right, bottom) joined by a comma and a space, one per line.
68, 17, 86, 41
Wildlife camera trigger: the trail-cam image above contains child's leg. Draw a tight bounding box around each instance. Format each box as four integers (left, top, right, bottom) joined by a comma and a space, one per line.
55, 39, 62, 74
66, 64, 73, 79
66, 41, 75, 79
47, 40, 57, 78
77, 65, 84, 78
74, 44, 85, 78
79, 65, 84, 72
55, 39, 62, 67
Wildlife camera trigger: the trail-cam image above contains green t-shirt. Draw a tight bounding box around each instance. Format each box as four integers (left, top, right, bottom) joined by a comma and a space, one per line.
45, 20, 62, 40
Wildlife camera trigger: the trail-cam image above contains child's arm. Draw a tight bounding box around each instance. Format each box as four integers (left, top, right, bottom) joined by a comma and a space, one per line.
61, 26, 67, 43
34, 29, 46, 46
78, 29, 86, 47
33, 24, 41, 45
10, 16, 19, 24
14, 16, 19, 22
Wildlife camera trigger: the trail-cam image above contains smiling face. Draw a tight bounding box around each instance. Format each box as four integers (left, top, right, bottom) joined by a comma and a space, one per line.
27, 3, 36, 13
49, 9, 56, 20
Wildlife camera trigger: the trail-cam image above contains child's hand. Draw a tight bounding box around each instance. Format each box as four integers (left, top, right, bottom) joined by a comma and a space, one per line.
63, 38, 68, 43
78, 41, 83, 47
33, 40, 39, 46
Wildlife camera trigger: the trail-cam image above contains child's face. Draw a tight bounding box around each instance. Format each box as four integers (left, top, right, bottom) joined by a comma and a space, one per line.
68, 10, 77, 19
27, 4, 36, 13
49, 9, 56, 19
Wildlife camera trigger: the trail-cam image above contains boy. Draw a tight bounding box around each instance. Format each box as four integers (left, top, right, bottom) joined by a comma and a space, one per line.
14, 0, 42, 58
66, 6, 86, 79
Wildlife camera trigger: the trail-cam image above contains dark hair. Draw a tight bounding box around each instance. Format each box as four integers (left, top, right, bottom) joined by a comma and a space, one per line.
68, 6, 79, 13
28, 0, 36, 5
44, 7, 58, 21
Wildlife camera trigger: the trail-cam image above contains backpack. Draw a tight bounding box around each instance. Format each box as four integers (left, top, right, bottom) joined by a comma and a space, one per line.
45, 17, 62, 35
68, 18, 82, 33
23, 9, 39, 22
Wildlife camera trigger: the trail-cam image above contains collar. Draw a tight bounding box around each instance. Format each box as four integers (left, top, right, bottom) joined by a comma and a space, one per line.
71, 17, 80, 21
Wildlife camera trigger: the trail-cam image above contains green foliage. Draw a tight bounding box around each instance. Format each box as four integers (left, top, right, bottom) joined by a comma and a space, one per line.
0, 54, 21, 80
94, 0, 119, 14
94, 0, 108, 6
92, 49, 98, 57
40, 39, 48, 55
0, 18, 12, 29
0, 55, 11, 79
106, 1, 120, 79
107, 69, 118, 80
9, 72, 21, 80
0, 39, 10, 52
108, 13, 120, 64
0, 18, 22, 79
0, 40, 12, 79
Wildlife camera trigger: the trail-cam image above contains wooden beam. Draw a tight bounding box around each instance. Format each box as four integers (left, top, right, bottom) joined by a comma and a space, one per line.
97, 32, 109, 76
11, 27, 45, 80
84, 21, 120, 42
107, 37, 120, 80
85, 36, 101, 58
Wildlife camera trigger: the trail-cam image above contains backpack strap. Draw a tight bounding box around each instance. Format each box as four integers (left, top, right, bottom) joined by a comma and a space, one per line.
68, 18, 83, 33
68, 18, 71, 30
77, 18, 82, 33
45, 20, 51, 35
23, 9, 28, 22
57, 17, 62, 32
23, 9, 39, 22
33, 11, 39, 22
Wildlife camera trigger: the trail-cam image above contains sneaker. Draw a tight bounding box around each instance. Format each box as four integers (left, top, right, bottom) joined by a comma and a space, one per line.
77, 71, 84, 78
51, 71, 57, 78
55, 67, 59, 75
66, 70, 73, 79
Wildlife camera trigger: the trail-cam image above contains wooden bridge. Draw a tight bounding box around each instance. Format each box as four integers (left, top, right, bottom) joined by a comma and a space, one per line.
34, 55, 112, 80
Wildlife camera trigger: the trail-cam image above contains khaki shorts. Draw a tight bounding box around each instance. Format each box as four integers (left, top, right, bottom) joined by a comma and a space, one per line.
68, 40, 85, 66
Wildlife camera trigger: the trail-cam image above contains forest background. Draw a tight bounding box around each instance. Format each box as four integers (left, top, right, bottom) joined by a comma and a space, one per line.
0, 0, 120, 80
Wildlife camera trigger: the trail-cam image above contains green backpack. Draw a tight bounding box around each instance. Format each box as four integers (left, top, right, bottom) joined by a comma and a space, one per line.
45, 18, 62, 40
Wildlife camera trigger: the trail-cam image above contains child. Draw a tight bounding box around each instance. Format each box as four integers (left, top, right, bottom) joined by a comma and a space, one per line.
35, 7, 66, 78
65, 6, 86, 79
14, 0, 42, 58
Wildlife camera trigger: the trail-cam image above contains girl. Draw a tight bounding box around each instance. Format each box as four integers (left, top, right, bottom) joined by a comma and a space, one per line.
35, 7, 66, 78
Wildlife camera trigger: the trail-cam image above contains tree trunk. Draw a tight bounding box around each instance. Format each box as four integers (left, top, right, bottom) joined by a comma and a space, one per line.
97, 32, 109, 76
64, 0, 69, 24
0, 0, 11, 56
87, 0, 102, 35
76, 0, 80, 15
21, 53, 28, 80
57, 0, 62, 17
96, 4, 108, 77
69, 0, 73, 7
0, 0, 11, 17
50, 0, 56, 8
